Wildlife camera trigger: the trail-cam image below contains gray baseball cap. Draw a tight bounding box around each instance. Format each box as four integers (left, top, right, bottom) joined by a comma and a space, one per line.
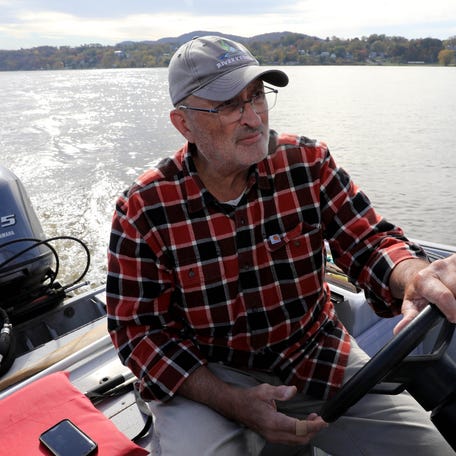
168, 35, 289, 105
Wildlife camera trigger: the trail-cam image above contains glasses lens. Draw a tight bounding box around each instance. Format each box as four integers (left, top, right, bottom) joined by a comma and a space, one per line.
217, 100, 241, 119
258, 90, 277, 114
219, 89, 277, 123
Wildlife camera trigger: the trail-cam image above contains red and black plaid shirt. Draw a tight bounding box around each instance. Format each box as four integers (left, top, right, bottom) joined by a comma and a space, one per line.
107, 132, 425, 402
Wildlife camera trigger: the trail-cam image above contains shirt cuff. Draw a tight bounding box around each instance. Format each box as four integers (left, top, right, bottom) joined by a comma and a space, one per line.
362, 241, 427, 316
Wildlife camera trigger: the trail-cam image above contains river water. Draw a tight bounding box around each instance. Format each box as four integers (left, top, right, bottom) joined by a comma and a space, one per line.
0, 66, 455, 288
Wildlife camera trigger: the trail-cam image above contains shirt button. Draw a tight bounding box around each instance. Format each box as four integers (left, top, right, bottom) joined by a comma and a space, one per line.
294, 241, 301, 247
188, 269, 195, 278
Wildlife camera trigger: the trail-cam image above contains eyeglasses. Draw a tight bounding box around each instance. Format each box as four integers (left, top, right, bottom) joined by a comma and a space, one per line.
178, 86, 278, 123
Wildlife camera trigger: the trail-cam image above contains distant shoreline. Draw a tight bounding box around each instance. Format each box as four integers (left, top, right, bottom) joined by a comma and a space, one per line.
1, 31, 455, 71
1, 62, 453, 73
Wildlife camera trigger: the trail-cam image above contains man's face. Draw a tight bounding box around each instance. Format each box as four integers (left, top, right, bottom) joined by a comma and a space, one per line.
175, 80, 270, 176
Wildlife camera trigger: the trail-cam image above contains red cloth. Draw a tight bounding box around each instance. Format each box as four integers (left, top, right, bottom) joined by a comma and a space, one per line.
0, 371, 149, 455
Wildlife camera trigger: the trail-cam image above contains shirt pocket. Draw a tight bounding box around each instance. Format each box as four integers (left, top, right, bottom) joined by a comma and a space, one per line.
265, 221, 323, 262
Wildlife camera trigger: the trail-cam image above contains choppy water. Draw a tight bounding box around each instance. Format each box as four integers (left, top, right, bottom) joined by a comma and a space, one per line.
1, 66, 455, 287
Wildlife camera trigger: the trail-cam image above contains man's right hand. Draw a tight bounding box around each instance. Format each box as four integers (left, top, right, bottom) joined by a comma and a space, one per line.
232, 383, 328, 446
179, 366, 328, 446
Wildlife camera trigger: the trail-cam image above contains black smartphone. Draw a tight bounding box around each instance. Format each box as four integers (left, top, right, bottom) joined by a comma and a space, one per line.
39, 419, 98, 456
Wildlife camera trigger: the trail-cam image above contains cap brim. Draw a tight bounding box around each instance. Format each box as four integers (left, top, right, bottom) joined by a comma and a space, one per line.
193, 65, 289, 102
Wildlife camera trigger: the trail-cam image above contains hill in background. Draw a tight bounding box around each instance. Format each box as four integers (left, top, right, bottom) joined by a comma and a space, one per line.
1, 30, 455, 71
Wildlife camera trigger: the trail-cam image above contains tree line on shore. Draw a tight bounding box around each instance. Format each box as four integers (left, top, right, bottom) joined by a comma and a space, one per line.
1, 31, 456, 71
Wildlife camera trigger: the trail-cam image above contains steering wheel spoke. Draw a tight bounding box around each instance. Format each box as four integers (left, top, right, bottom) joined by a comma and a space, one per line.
320, 304, 456, 450
321, 305, 446, 422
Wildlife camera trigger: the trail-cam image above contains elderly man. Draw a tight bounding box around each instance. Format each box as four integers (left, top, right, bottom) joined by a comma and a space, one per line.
107, 36, 456, 455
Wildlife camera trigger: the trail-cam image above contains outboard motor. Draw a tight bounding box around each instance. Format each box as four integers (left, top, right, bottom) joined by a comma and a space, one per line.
0, 165, 55, 316
0, 166, 91, 377
0, 165, 59, 375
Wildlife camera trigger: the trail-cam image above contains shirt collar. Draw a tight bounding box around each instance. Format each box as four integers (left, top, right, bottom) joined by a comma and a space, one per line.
181, 141, 273, 214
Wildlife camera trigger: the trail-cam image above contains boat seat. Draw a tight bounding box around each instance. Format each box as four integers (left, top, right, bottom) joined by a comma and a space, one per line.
329, 283, 421, 356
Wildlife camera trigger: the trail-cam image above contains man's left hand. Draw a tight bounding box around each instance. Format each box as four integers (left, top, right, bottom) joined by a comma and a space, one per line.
393, 254, 456, 334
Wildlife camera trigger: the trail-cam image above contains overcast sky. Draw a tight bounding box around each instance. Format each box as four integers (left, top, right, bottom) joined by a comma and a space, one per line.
1, 0, 455, 50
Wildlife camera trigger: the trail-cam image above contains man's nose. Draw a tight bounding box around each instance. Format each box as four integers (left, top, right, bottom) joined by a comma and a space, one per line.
239, 99, 262, 125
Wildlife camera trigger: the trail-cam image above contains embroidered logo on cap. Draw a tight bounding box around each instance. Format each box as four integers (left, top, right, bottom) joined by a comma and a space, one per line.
216, 40, 253, 69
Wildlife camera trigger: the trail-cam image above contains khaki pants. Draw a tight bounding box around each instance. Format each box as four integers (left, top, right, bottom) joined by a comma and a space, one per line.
148, 338, 454, 455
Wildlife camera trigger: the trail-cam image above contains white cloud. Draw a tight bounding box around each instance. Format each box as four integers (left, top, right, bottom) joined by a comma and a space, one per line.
0, 10, 307, 47
1, 11, 193, 45
291, 0, 456, 37
1, 1, 455, 49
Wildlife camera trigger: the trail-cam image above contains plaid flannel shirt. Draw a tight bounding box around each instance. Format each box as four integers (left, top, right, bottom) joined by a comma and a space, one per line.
106, 131, 425, 402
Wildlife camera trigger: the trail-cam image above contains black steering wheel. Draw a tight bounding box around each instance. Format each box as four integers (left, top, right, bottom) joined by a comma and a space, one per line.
320, 304, 456, 450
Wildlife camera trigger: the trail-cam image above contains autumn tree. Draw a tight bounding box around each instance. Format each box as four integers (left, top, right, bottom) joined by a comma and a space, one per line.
438, 49, 455, 66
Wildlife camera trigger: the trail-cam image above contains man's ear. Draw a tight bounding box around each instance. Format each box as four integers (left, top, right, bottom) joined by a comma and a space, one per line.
170, 109, 195, 142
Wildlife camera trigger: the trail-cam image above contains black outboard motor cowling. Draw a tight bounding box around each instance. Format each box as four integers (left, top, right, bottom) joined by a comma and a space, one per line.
0, 165, 54, 315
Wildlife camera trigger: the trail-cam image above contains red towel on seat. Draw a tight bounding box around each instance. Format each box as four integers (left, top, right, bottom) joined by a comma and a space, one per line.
0, 371, 149, 455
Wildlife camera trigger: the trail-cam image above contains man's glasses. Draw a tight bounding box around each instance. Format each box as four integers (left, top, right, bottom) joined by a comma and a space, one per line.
178, 86, 278, 123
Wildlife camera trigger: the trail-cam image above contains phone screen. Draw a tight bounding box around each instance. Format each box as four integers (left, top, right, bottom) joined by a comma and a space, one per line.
39, 419, 97, 456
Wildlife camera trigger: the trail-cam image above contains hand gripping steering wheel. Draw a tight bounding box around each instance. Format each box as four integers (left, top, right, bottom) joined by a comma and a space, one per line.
320, 304, 456, 450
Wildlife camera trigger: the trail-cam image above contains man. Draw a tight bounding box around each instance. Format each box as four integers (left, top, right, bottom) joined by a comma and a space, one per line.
106, 36, 456, 455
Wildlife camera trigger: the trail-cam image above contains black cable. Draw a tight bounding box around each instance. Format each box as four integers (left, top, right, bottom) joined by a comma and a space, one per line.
0, 306, 15, 376
0, 236, 91, 289
0, 238, 59, 286
0, 236, 91, 376
132, 416, 153, 443
85, 379, 153, 443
